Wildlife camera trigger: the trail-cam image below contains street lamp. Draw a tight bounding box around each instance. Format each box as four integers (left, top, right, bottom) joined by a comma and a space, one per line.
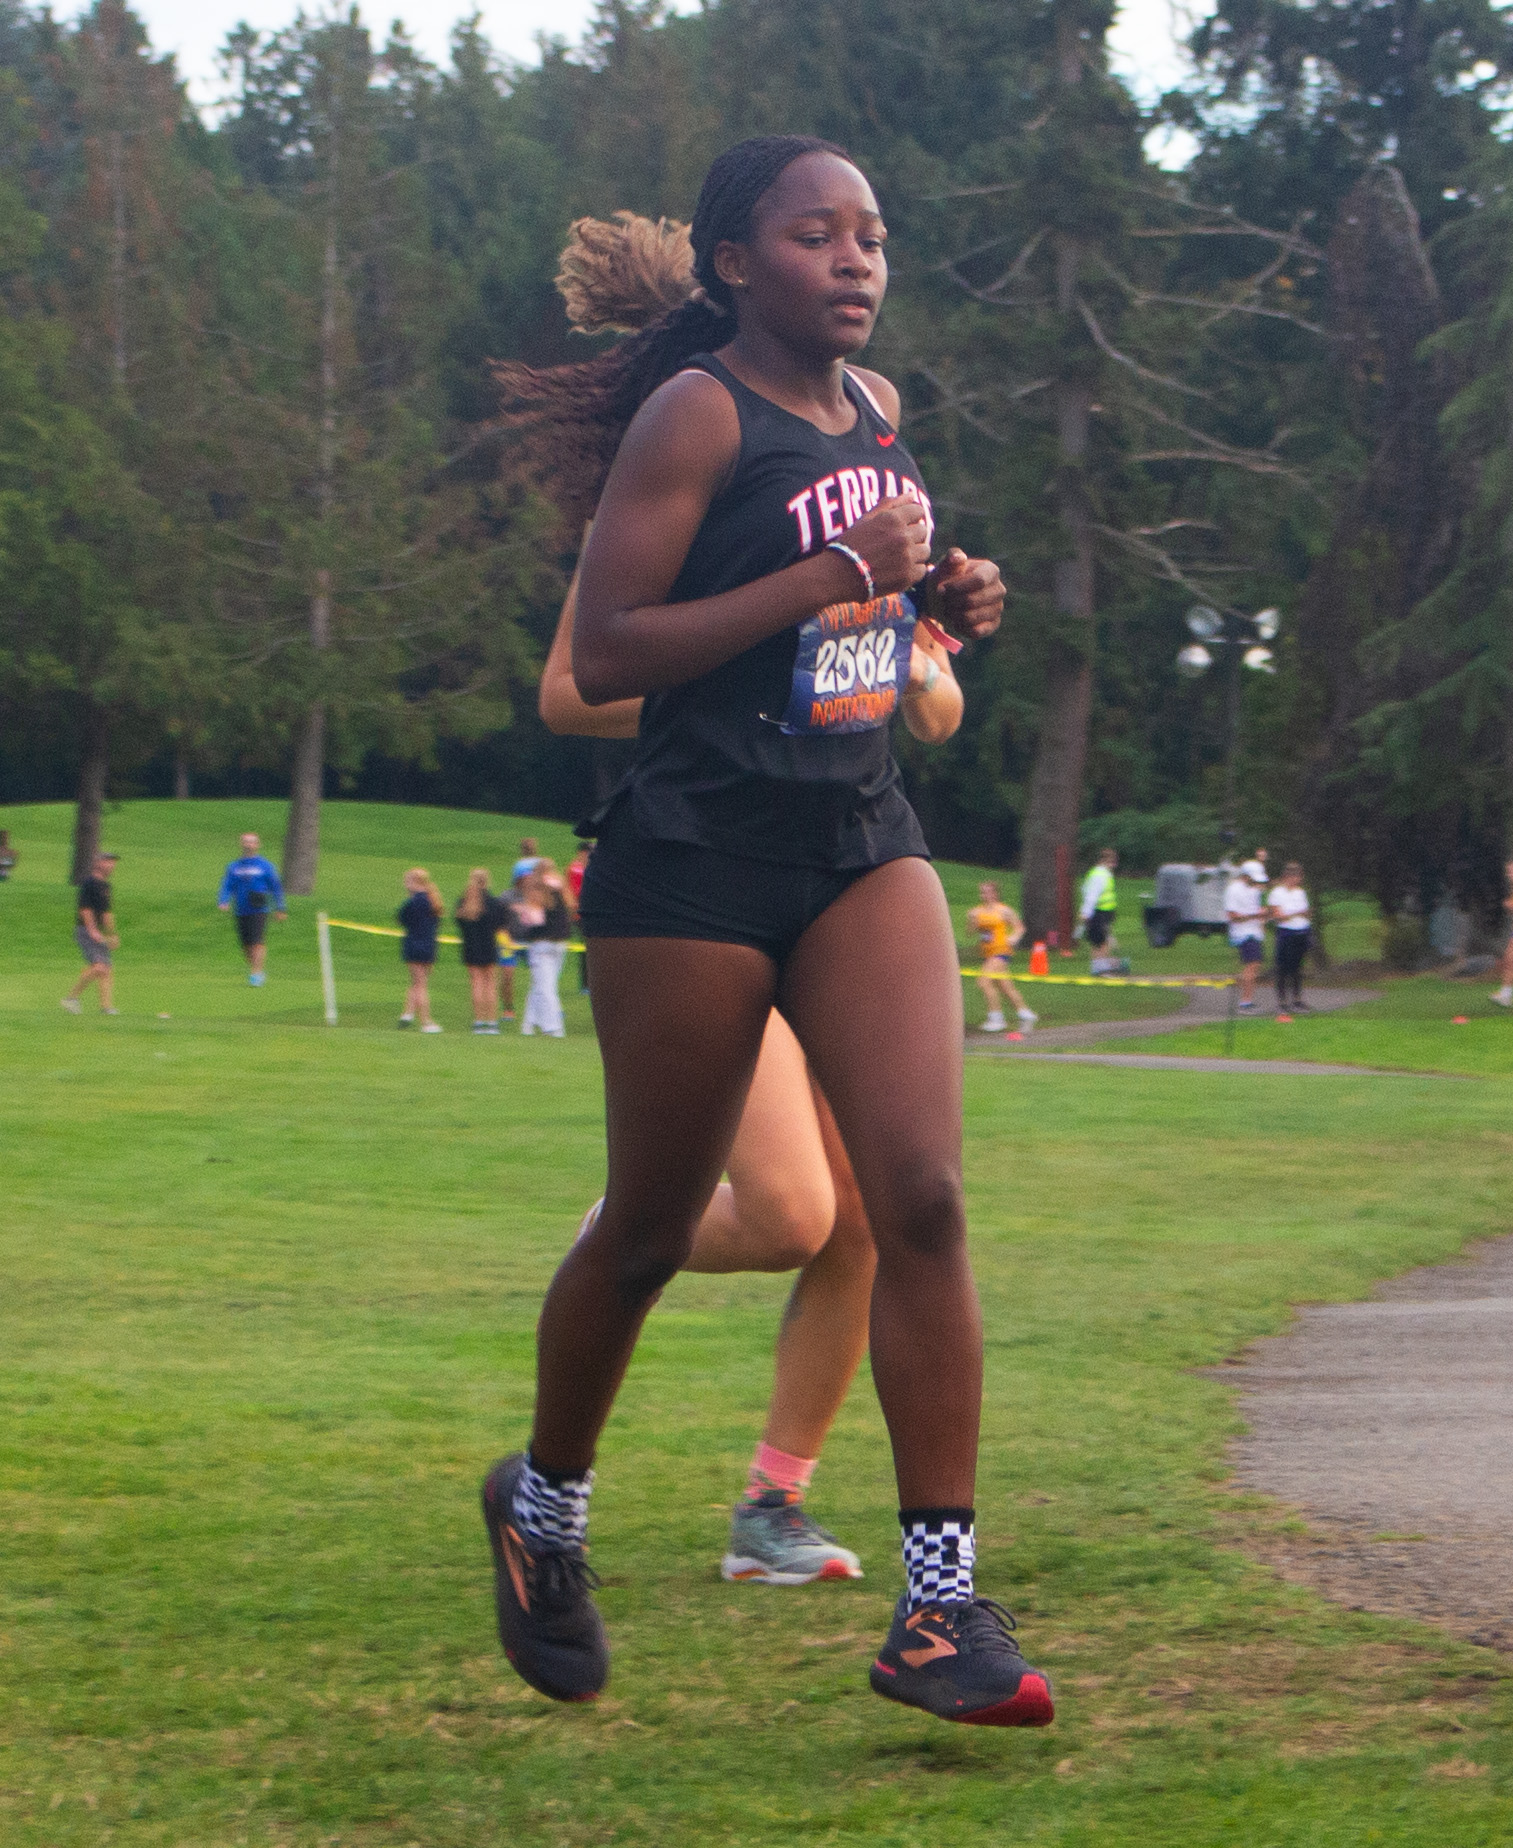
1176, 606, 1280, 841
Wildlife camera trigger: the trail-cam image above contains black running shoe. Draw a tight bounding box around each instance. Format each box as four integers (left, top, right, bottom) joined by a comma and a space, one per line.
481, 1454, 609, 1702
870, 1594, 1054, 1726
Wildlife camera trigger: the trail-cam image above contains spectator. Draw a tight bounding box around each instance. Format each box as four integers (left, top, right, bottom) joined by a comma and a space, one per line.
510, 860, 572, 1038
0, 828, 16, 880
511, 837, 541, 883
217, 832, 286, 987
1079, 847, 1119, 958
565, 844, 590, 910
1224, 859, 1268, 1011
1268, 861, 1312, 1014
62, 850, 119, 1015
1491, 857, 1513, 1008
398, 868, 445, 1033
456, 868, 509, 1034
566, 845, 590, 991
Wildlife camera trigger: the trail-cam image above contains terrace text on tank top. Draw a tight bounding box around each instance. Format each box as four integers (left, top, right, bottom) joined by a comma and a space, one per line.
590, 351, 933, 869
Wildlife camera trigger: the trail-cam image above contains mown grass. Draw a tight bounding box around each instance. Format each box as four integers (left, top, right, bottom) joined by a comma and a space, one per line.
2, 800, 1511, 1846
1092, 977, 1513, 1077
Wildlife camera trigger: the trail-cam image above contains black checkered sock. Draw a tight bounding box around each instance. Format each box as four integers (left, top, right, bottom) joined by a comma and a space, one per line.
513, 1452, 595, 1552
899, 1506, 976, 1610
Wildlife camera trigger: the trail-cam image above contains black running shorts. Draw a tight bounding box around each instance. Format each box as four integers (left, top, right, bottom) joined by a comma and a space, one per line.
1085, 911, 1115, 948
579, 819, 914, 966
235, 911, 267, 948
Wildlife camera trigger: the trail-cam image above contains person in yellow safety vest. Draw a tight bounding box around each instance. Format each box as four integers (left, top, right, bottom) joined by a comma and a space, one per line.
1078, 847, 1119, 956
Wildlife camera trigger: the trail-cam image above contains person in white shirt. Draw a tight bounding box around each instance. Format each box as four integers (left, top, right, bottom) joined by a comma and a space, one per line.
1268, 861, 1312, 1014
1224, 858, 1268, 1010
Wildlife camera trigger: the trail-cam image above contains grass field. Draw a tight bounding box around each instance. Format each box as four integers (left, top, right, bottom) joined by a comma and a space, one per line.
1087, 977, 1513, 1078
3, 801, 1512, 1847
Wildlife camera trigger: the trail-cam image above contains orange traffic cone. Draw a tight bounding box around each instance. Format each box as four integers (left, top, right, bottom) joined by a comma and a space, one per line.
1029, 941, 1050, 976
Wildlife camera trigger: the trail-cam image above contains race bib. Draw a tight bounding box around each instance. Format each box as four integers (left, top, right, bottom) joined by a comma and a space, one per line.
775, 591, 917, 736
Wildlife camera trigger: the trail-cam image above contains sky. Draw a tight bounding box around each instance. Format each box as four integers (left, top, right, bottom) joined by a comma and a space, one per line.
118, 0, 1209, 118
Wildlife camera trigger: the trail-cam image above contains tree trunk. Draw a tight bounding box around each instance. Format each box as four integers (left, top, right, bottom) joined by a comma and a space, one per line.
173, 749, 190, 799
282, 697, 325, 896
71, 706, 110, 883
281, 200, 340, 899
1020, 209, 1096, 941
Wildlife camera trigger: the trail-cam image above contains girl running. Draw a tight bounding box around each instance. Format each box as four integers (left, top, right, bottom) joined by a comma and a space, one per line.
481, 137, 1052, 1728
397, 868, 444, 1032
541, 481, 964, 1587
968, 881, 1036, 1033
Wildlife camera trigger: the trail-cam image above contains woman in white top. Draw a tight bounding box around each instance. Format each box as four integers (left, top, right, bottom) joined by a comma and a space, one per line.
1268, 861, 1311, 1014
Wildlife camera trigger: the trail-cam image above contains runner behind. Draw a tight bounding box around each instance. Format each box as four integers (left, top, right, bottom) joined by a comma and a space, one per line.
481, 137, 1053, 1728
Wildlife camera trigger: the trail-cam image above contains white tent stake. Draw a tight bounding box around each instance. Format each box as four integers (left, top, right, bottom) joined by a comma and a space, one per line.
316, 911, 338, 1025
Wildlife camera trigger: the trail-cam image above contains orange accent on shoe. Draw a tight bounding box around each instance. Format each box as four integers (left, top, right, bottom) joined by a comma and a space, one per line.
502, 1523, 530, 1609
900, 1610, 960, 1669
816, 1558, 859, 1580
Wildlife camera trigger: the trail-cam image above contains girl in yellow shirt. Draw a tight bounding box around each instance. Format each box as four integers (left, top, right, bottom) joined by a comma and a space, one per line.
968, 883, 1036, 1032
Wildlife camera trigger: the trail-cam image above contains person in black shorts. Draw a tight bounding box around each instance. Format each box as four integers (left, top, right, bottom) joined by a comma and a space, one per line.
397, 868, 444, 1032
478, 137, 1052, 1728
454, 868, 509, 1034
63, 851, 120, 1015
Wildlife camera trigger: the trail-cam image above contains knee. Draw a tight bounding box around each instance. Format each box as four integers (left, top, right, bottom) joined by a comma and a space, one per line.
875, 1167, 966, 1263
745, 1173, 837, 1269
597, 1207, 699, 1305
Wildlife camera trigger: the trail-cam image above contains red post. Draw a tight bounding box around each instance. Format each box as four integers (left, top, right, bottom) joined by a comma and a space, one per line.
1055, 843, 1075, 956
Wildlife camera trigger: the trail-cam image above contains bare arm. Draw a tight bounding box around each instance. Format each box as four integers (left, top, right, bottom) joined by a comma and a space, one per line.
900, 624, 963, 744
573, 371, 932, 705
539, 560, 643, 739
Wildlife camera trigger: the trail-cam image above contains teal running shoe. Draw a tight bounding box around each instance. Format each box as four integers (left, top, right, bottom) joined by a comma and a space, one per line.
720, 1490, 862, 1585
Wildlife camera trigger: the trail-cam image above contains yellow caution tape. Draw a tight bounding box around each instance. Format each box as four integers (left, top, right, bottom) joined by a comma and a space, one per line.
325, 917, 586, 954
326, 918, 1225, 986
960, 967, 1233, 989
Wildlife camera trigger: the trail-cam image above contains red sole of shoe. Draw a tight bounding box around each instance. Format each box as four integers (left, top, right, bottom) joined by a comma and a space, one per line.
816, 1559, 861, 1580
958, 1674, 1055, 1727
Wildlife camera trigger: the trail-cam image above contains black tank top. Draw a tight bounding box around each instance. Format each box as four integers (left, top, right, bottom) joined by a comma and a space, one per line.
591, 352, 933, 869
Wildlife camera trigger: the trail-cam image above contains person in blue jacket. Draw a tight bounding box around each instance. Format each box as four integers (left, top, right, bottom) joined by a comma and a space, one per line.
217, 832, 286, 986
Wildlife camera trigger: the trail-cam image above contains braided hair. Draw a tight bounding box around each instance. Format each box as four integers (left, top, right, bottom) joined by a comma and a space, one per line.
491, 135, 851, 523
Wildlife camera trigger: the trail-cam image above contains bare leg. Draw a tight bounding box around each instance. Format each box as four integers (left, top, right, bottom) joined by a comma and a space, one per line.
761, 1082, 876, 1459
69, 963, 109, 1006
529, 938, 776, 1474
406, 963, 433, 1024
684, 1011, 834, 1274
780, 858, 981, 1510
501, 962, 515, 1016
249, 942, 267, 975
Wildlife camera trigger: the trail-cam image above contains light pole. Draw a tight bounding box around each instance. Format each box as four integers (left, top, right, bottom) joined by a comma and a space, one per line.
1176, 605, 1279, 844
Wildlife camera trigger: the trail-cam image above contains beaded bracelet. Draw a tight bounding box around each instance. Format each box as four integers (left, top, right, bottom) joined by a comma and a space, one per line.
825, 540, 875, 602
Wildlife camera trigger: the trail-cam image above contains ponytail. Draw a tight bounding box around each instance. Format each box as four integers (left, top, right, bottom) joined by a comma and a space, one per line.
490, 136, 851, 522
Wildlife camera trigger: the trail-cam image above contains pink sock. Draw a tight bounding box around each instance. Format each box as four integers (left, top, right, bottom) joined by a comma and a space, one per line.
744, 1440, 816, 1503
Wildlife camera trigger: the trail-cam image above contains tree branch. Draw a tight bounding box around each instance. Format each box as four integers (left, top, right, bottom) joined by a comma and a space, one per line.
1075, 293, 1211, 399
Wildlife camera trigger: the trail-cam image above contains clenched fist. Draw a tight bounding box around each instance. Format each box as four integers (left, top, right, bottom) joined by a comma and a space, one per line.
838, 496, 932, 598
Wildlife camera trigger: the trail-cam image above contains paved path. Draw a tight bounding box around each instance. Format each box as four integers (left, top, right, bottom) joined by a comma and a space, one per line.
1215, 1237, 1513, 1652
966, 1050, 1443, 1077
966, 984, 1382, 1073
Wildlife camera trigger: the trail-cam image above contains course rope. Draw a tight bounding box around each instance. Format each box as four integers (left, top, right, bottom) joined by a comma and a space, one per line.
325, 917, 586, 954
326, 918, 1230, 987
